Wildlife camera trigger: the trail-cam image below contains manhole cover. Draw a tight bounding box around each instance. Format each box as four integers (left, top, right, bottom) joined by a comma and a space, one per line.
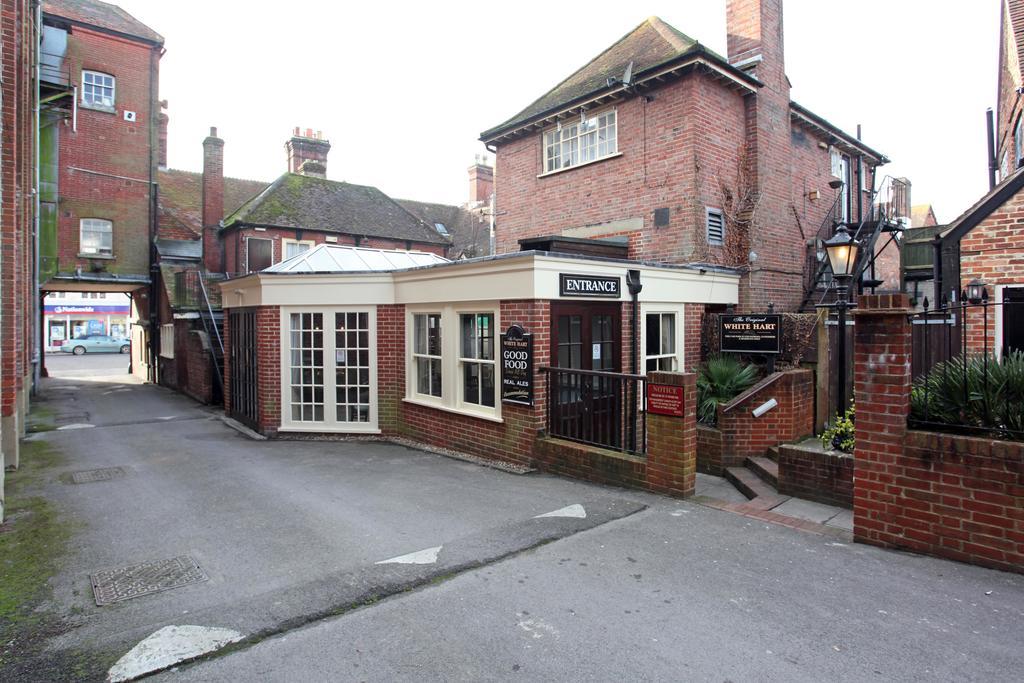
91, 555, 208, 606
71, 467, 126, 484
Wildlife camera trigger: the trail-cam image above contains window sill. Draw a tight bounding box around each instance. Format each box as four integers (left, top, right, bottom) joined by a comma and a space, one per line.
80, 102, 116, 114
537, 152, 623, 179
279, 424, 382, 434
403, 397, 504, 424
78, 252, 114, 259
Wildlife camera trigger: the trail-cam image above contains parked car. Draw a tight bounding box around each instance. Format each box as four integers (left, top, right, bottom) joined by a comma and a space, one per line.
61, 335, 130, 355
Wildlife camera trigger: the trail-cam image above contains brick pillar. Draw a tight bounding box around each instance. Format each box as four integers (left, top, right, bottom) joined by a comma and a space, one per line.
851, 293, 912, 546
645, 371, 698, 497
202, 127, 225, 273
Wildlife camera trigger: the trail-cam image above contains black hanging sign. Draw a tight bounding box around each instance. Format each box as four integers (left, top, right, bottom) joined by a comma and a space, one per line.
559, 273, 621, 298
500, 324, 534, 406
719, 314, 782, 355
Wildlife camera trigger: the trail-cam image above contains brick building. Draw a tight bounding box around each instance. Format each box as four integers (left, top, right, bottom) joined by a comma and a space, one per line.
1, 0, 39, 502
480, 1, 899, 315
38, 0, 164, 383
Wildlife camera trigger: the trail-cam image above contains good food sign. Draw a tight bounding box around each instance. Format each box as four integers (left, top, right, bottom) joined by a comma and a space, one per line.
500, 324, 534, 406
719, 314, 782, 355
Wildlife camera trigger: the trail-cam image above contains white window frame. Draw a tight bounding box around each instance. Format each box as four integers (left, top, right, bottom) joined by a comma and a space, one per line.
705, 207, 725, 246
282, 238, 315, 260
540, 108, 619, 176
82, 70, 115, 109
412, 312, 444, 401
405, 304, 502, 422
279, 306, 379, 433
641, 305, 685, 374
160, 323, 174, 359
458, 312, 497, 411
245, 236, 274, 273
79, 218, 113, 257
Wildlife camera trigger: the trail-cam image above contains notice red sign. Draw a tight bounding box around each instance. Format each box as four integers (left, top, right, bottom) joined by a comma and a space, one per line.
646, 383, 685, 417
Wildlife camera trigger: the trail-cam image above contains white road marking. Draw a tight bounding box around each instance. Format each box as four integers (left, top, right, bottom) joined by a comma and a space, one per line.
107, 625, 243, 682
375, 545, 442, 565
57, 423, 95, 430
517, 618, 560, 640
535, 504, 586, 519
156, 416, 177, 421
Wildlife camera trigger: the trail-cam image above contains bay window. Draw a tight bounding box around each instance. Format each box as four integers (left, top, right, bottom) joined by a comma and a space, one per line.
460, 313, 495, 408
413, 313, 442, 398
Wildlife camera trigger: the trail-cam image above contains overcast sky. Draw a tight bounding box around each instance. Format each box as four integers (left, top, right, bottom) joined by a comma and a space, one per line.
118, 0, 999, 221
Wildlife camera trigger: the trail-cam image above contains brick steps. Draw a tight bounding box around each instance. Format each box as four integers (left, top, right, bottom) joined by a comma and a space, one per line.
745, 456, 779, 488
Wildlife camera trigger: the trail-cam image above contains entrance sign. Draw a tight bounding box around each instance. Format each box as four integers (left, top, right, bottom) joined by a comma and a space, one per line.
646, 383, 685, 417
500, 324, 534, 406
559, 273, 621, 299
719, 314, 781, 355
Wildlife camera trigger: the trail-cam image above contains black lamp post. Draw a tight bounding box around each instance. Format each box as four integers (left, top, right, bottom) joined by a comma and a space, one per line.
824, 224, 860, 420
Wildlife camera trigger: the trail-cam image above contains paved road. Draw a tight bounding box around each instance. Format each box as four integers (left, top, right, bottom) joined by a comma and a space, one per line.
43, 350, 132, 378
17, 377, 1024, 681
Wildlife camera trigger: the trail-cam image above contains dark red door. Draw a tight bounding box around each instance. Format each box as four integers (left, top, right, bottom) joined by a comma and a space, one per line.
550, 303, 622, 447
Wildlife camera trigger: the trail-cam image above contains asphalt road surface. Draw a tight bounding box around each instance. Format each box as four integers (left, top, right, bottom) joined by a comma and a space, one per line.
44, 350, 132, 378
16, 377, 1024, 682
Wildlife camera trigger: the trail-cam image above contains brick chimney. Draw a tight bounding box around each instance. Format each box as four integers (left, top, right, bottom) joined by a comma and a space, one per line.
468, 155, 493, 205
202, 126, 225, 273
725, 0, 796, 311
286, 127, 330, 178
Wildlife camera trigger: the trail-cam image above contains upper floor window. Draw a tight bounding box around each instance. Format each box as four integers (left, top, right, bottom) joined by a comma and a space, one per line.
544, 110, 617, 173
1014, 116, 1023, 171
82, 71, 115, 109
80, 219, 112, 256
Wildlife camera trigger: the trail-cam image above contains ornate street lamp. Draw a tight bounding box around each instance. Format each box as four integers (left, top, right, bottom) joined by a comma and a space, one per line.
824, 225, 860, 421
965, 278, 987, 305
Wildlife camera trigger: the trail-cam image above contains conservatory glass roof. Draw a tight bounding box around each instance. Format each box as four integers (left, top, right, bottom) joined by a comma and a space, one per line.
262, 244, 450, 274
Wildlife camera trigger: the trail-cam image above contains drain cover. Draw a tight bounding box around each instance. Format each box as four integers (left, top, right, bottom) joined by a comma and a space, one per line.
91, 555, 208, 606
71, 467, 126, 484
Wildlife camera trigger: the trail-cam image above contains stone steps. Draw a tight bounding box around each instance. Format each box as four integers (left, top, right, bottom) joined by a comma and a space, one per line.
745, 456, 779, 489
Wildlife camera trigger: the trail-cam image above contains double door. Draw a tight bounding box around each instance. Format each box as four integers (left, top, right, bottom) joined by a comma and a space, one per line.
549, 303, 623, 447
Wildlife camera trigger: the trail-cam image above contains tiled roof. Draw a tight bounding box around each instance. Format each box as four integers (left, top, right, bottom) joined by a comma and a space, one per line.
42, 0, 163, 44
158, 169, 268, 237
224, 173, 449, 246
482, 17, 703, 140
396, 199, 490, 258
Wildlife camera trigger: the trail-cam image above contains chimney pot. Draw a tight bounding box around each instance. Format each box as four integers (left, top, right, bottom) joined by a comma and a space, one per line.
210, 126, 217, 137
286, 128, 331, 175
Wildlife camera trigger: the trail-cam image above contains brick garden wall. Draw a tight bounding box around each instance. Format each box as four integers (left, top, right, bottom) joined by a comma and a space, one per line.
697, 369, 815, 474
854, 293, 1024, 574
777, 445, 853, 508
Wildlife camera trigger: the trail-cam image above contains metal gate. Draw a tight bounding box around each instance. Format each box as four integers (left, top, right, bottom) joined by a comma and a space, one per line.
229, 309, 259, 429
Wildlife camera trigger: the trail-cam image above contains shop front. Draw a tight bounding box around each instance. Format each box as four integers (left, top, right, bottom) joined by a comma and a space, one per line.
43, 294, 132, 351
221, 244, 738, 468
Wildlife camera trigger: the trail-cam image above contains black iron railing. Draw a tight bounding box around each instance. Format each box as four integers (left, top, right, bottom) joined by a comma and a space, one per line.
542, 366, 647, 455
174, 269, 229, 310
909, 294, 1024, 441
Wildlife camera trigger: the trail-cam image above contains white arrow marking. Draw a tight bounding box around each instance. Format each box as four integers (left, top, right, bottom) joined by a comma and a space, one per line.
57, 423, 95, 430
156, 416, 177, 421
375, 545, 442, 565
535, 504, 587, 519
107, 625, 243, 682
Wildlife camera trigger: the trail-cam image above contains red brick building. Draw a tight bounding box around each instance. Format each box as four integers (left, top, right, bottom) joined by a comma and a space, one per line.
480, 1, 897, 314
38, 0, 164, 383
1, 0, 39, 494
996, 0, 1024, 180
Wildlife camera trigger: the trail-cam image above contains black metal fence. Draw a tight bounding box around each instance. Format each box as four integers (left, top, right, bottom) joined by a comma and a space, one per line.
228, 309, 259, 429
542, 366, 647, 455
909, 294, 1024, 440
174, 270, 230, 310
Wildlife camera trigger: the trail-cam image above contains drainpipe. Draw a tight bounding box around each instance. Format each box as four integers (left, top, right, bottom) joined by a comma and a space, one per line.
33, 0, 42, 392
626, 269, 642, 374
147, 46, 162, 383
986, 108, 997, 190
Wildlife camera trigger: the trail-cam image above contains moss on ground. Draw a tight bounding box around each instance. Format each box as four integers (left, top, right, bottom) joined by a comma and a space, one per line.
0, 439, 82, 679
26, 403, 58, 433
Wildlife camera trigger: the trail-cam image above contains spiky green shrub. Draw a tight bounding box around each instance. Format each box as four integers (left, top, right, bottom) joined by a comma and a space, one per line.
821, 403, 855, 453
910, 350, 1024, 441
697, 355, 759, 425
